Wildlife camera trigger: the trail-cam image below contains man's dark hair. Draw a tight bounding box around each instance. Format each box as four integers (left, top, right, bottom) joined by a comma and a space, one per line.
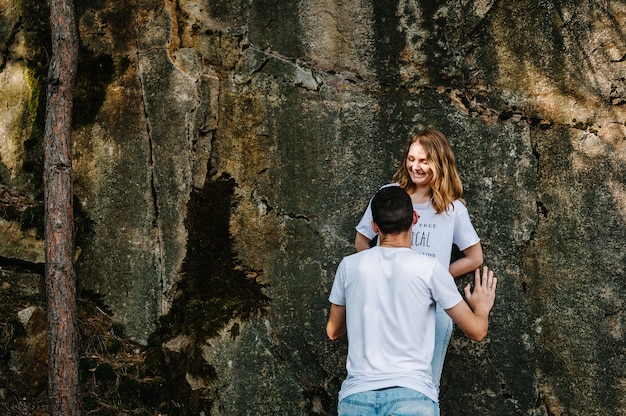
371, 186, 413, 234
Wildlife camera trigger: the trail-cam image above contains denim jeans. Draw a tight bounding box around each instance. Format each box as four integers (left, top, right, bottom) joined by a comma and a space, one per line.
431, 304, 453, 392
338, 387, 439, 416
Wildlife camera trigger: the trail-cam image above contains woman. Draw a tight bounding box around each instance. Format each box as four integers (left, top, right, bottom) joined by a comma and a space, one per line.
355, 129, 483, 391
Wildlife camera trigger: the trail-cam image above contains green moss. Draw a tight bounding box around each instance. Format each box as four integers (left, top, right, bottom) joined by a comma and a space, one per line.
12, 0, 50, 195
18, 0, 50, 124
17, 21, 48, 193
25, 69, 43, 124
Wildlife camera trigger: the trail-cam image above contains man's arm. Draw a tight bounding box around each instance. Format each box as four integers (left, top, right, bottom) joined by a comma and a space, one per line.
445, 266, 497, 341
326, 303, 347, 340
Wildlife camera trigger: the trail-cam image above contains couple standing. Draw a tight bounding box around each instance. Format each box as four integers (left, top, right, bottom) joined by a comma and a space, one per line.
327, 129, 498, 415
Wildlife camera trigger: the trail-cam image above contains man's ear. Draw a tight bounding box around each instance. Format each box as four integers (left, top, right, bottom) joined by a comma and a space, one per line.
413, 210, 419, 225
371, 221, 380, 234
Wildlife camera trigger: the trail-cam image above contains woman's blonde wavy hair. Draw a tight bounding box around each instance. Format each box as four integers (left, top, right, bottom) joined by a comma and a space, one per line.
391, 129, 464, 214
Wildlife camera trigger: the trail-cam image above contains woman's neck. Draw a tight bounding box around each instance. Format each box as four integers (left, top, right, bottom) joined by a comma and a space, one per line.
409, 186, 431, 204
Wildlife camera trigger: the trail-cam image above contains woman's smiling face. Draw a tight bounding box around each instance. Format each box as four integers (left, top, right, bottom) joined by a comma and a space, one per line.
405, 142, 433, 187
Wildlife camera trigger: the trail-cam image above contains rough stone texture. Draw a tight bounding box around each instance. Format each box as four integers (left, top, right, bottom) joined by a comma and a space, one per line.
0, 0, 625, 414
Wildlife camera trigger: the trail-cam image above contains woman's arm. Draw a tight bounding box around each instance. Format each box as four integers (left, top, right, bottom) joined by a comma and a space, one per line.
355, 231, 372, 252
449, 242, 483, 278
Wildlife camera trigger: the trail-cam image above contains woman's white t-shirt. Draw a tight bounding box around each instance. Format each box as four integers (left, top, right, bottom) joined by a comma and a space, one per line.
356, 184, 480, 267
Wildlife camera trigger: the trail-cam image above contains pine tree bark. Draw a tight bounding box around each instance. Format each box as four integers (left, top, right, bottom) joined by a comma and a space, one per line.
44, 0, 80, 414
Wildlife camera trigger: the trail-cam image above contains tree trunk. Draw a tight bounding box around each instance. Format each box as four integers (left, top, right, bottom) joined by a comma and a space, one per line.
43, 0, 80, 414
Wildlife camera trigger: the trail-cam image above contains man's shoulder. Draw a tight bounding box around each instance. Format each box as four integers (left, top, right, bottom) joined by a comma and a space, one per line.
339, 249, 371, 265
405, 250, 441, 266
395, 249, 448, 274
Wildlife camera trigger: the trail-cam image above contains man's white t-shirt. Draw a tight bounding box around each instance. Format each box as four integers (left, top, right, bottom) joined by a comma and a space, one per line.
356, 183, 480, 267
328, 246, 463, 403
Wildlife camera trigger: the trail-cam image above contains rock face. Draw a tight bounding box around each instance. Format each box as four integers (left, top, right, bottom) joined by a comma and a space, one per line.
1, 0, 625, 414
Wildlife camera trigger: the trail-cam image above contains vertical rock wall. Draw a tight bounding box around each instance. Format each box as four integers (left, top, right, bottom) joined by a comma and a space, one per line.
0, 0, 624, 414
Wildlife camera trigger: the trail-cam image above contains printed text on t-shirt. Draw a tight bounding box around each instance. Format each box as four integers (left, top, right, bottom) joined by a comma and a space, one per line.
412, 231, 431, 248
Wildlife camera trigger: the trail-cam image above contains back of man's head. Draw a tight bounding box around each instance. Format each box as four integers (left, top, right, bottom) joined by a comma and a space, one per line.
371, 186, 413, 235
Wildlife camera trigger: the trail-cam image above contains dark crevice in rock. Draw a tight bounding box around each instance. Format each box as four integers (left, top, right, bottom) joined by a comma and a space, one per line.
137, 48, 166, 304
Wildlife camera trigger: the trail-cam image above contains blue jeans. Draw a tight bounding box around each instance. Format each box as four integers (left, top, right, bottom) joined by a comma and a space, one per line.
431, 304, 453, 392
338, 387, 439, 416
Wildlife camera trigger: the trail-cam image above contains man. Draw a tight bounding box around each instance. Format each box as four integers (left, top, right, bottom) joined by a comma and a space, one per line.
327, 186, 497, 416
